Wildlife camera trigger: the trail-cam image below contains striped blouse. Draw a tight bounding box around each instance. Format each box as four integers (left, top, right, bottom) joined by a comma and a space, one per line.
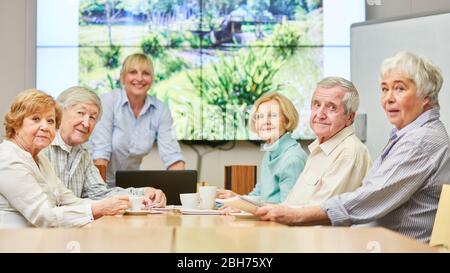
322, 108, 450, 242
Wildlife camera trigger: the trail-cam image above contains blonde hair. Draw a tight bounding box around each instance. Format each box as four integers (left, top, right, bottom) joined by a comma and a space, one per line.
4, 89, 62, 139
249, 92, 299, 133
120, 53, 154, 84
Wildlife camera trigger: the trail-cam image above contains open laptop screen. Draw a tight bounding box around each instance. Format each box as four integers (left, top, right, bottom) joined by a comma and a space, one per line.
116, 170, 198, 205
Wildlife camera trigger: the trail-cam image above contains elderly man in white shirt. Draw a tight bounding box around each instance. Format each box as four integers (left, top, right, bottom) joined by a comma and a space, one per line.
283, 77, 372, 207
257, 53, 449, 242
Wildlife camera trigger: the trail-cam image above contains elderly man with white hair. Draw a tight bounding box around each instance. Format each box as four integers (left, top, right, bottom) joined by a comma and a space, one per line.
283, 76, 371, 207
257, 52, 450, 242
43, 86, 166, 207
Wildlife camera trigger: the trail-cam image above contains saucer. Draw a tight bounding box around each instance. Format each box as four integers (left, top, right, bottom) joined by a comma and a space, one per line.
125, 209, 163, 215
151, 205, 182, 211
180, 209, 221, 215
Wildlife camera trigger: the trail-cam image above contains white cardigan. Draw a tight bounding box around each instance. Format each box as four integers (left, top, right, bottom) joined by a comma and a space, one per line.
0, 140, 94, 228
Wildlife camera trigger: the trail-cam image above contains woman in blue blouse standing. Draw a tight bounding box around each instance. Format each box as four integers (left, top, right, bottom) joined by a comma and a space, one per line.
89, 53, 185, 187
217, 92, 307, 203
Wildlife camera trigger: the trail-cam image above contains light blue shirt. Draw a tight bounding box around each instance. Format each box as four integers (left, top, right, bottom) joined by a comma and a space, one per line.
249, 133, 307, 203
89, 90, 184, 187
322, 108, 450, 242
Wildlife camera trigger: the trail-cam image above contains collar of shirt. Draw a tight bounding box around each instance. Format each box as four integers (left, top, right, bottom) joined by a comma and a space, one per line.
390, 107, 440, 139
51, 132, 87, 154
119, 89, 155, 117
264, 133, 298, 160
308, 126, 355, 156
381, 107, 440, 159
3, 140, 41, 171
3, 139, 34, 162
52, 132, 72, 153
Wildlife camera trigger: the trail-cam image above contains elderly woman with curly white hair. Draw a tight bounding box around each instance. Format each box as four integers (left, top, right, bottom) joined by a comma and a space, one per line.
256, 52, 450, 242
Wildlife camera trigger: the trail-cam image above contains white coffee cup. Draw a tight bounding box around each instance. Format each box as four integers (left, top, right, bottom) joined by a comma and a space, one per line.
129, 196, 144, 211
180, 193, 199, 209
199, 186, 217, 210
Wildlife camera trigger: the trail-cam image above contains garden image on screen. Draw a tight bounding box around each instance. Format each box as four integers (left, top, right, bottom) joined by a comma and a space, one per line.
36, 0, 364, 141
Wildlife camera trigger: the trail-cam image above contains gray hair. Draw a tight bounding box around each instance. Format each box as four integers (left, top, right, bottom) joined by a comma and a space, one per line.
380, 51, 443, 107
56, 86, 102, 119
315, 76, 360, 115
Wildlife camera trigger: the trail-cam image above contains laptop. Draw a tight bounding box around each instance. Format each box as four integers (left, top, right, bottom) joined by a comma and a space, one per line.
116, 170, 198, 205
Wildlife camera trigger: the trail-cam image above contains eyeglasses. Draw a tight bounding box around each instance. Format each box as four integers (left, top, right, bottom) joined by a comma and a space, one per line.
253, 112, 280, 121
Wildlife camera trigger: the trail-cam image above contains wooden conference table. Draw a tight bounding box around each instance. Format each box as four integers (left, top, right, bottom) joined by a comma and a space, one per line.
0, 210, 442, 253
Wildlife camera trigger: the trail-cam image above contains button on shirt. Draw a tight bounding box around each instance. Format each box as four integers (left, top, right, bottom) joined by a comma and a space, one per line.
44, 133, 146, 199
284, 126, 372, 207
89, 90, 184, 187
322, 108, 450, 242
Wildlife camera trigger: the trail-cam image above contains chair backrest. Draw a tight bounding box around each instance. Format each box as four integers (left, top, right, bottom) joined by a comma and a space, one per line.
430, 184, 450, 248
94, 164, 107, 182
224, 165, 256, 195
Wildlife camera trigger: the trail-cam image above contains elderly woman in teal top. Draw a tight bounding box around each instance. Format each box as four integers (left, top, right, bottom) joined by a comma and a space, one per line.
218, 92, 307, 203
